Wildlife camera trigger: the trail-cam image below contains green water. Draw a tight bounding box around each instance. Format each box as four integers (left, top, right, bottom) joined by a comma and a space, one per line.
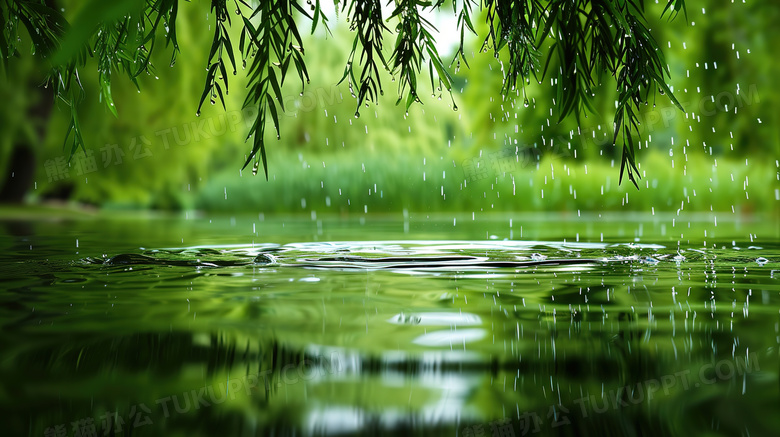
1, 211, 779, 436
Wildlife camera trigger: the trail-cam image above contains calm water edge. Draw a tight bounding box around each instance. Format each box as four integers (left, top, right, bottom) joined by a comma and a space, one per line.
1, 210, 778, 436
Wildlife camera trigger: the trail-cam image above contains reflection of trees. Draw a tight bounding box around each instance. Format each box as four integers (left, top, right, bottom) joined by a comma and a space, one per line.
490, 263, 777, 436
4, 296, 775, 437
4, 249, 778, 436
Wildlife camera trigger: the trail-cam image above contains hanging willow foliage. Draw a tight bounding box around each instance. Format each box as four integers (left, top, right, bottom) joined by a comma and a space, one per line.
1, 0, 687, 186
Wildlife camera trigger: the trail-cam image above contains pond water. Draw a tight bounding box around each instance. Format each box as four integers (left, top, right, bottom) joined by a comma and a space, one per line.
1, 211, 778, 436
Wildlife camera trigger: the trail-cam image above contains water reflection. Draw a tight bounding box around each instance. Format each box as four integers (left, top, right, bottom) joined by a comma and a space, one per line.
5, 322, 771, 436
0, 218, 778, 436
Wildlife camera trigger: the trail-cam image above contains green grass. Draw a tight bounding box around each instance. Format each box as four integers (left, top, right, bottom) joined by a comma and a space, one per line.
194, 148, 780, 215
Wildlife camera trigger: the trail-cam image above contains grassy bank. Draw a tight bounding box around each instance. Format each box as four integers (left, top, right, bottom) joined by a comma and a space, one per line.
195, 149, 779, 215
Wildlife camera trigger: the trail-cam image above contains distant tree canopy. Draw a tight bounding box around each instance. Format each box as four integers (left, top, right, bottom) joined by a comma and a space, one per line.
1, 0, 687, 187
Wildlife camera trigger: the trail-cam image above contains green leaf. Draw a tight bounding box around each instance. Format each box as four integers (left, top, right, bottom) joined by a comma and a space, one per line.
651, 72, 685, 112
197, 63, 219, 115
99, 72, 118, 117
266, 94, 281, 137
215, 82, 226, 111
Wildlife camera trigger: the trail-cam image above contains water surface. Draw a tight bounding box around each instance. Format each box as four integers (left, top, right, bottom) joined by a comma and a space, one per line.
1, 211, 778, 436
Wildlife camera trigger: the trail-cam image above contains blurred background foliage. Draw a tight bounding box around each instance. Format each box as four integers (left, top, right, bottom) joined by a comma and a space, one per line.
1, 0, 778, 214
